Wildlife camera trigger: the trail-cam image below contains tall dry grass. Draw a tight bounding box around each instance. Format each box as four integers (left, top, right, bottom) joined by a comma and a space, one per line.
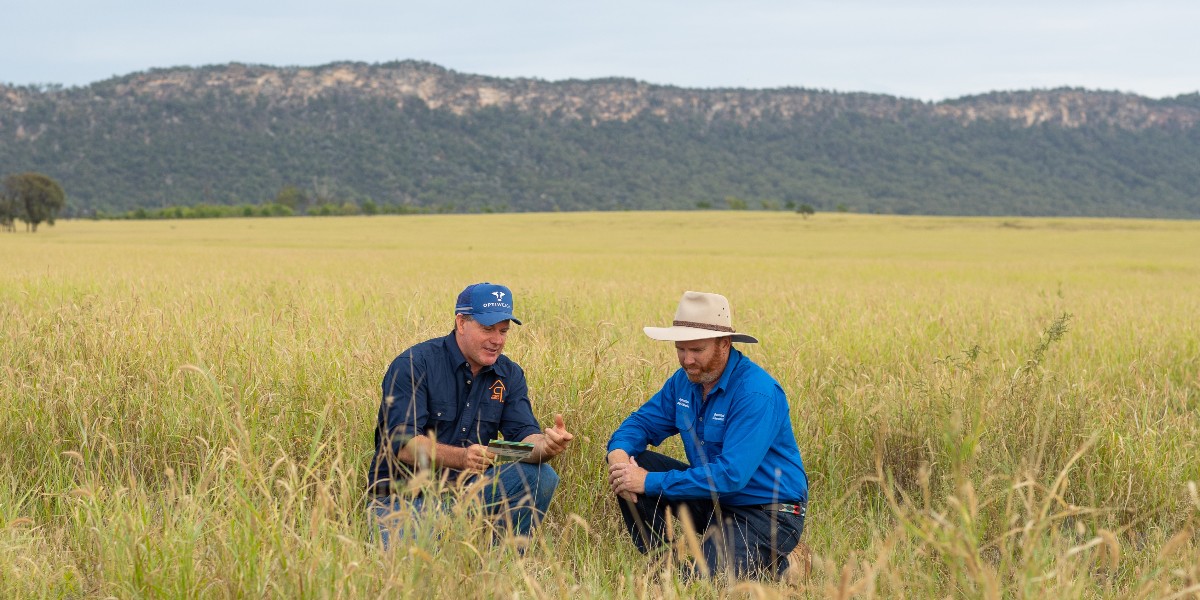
1, 212, 1198, 598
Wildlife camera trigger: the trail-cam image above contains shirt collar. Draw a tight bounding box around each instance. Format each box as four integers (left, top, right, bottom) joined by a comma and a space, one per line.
442, 330, 470, 371
442, 330, 503, 376
709, 347, 743, 395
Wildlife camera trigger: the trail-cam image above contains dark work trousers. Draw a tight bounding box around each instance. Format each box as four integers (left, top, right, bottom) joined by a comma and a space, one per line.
617, 450, 806, 579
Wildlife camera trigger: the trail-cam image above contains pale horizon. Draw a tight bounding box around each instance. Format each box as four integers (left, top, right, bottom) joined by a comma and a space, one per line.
3, 1, 1198, 101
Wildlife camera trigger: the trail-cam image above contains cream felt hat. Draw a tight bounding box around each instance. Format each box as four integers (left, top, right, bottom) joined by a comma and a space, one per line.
643, 291, 759, 343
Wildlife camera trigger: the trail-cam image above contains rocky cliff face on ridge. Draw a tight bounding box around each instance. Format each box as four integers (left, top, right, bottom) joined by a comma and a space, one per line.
4, 60, 1196, 130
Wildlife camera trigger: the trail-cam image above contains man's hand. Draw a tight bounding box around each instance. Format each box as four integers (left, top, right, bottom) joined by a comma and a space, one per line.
544, 414, 574, 457
399, 437, 495, 473
607, 453, 647, 502
525, 413, 574, 462
460, 443, 496, 473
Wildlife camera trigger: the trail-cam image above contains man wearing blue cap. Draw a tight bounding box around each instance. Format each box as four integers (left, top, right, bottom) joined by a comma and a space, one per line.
368, 283, 573, 547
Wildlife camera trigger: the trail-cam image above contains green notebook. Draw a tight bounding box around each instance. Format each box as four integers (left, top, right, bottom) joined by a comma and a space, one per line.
487, 439, 535, 461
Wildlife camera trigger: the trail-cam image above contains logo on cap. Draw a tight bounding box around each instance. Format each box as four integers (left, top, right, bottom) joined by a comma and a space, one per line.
455, 282, 522, 326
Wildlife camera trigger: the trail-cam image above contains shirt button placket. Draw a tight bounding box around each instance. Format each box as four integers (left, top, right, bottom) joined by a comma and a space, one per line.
461, 372, 474, 438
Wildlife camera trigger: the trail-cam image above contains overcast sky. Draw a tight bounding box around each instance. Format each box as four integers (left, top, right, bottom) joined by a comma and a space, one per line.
2, 0, 1197, 101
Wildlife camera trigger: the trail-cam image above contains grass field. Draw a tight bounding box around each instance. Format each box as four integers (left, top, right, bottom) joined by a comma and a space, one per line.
2, 212, 1198, 598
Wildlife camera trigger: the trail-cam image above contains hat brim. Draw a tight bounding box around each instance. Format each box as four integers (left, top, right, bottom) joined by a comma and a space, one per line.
643, 326, 757, 344
474, 313, 522, 326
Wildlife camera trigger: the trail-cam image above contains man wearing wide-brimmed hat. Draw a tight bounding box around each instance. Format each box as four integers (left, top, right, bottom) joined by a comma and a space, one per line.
606, 291, 809, 579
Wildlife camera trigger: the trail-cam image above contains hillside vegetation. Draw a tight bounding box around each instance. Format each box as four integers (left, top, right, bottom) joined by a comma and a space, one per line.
2, 61, 1198, 217
1, 213, 1198, 597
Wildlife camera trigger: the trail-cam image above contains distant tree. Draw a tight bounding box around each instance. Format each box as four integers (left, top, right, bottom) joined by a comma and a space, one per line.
797, 203, 815, 218
259, 203, 294, 217
3, 172, 66, 232
274, 185, 308, 211
695, 200, 713, 209
0, 185, 17, 232
361, 198, 378, 215
725, 196, 748, 210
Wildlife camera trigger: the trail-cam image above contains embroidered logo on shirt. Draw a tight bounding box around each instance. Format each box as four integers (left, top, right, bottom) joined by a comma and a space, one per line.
490, 380, 506, 402
677, 397, 690, 408
712, 413, 725, 422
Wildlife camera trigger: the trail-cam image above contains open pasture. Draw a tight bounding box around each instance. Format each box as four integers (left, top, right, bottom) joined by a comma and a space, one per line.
2, 212, 1198, 598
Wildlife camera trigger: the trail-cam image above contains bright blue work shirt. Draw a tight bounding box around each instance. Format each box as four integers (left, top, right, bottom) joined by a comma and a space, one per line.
607, 348, 808, 505
368, 331, 542, 491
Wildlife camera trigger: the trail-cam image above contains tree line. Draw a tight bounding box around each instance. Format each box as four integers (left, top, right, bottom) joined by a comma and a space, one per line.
1, 172, 66, 232
105, 187, 820, 219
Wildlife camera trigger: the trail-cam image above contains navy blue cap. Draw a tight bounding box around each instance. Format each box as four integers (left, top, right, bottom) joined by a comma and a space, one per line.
455, 283, 522, 326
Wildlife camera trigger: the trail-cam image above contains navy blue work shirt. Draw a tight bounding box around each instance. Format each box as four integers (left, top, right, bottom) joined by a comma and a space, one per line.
607, 348, 808, 506
368, 331, 542, 492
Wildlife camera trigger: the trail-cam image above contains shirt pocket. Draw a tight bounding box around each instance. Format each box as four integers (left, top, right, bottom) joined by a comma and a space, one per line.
674, 408, 702, 449
469, 395, 504, 445
700, 419, 727, 457
428, 397, 458, 431
674, 408, 696, 435
478, 397, 504, 424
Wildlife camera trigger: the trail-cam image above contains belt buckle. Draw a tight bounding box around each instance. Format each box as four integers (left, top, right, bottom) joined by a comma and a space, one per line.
781, 502, 805, 516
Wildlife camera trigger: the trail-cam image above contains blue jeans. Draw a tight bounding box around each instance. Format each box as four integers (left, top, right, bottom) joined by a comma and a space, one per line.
371, 461, 559, 549
616, 451, 805, 578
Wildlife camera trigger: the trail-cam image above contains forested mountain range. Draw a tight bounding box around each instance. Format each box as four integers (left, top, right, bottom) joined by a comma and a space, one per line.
2, 61, 1198, 217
